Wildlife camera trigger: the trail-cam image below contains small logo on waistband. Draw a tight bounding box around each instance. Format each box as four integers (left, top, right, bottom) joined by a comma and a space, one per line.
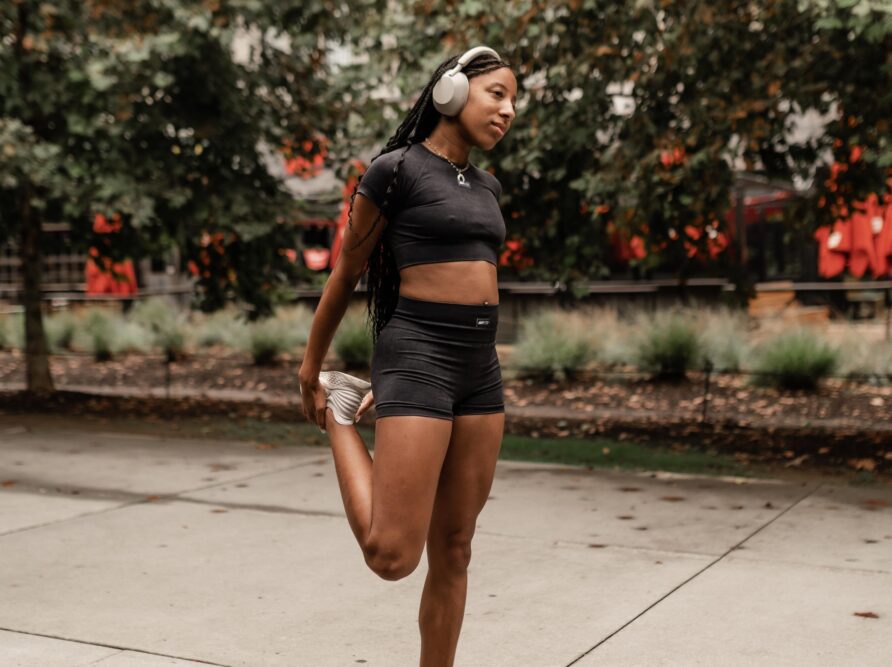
476, 317, 491, 327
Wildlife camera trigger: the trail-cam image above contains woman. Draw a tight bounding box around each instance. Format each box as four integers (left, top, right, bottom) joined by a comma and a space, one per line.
298, 45, 517, 666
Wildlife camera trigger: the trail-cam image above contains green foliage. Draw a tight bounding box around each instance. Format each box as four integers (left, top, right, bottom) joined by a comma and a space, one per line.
333, 308, 373, 369
630, 308, 703, 380
694, 306, 753, 372
821, 324, 892, 384
45, 311, 79, 353
343, 1, 892, 291
271, 304, 313, 348
154, 324, 187, 362
194, 307, 248, 348
801, 0, 892, 40
0, 313, 25, 350
1, 1, 356, 316
239, 306, 309, 366
75, 308, 121, 362
115, 319, 154, 355
244, 317, 291, 366
512, 308, 595, 381
749, 327, 840, 389
130, 297, 189, 361
576, 305, 627, 368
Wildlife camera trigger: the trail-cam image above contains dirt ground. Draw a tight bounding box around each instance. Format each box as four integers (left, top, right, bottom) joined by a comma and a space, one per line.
0, 348, 889, 427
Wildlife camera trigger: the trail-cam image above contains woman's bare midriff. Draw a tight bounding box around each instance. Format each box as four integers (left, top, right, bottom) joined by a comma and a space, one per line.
398, 260, 499, 305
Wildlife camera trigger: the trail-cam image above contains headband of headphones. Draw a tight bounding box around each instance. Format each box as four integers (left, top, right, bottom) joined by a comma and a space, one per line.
432, 45, 501, 117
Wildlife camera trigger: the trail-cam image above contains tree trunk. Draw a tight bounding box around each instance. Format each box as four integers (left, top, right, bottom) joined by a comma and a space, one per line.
20, 184, 55, 394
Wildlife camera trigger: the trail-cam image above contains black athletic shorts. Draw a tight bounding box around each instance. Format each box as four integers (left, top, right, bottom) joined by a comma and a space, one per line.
371, 294, 504, 421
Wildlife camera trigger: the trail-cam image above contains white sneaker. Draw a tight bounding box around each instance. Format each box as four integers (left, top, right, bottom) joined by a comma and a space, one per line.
318, 371, 372, 425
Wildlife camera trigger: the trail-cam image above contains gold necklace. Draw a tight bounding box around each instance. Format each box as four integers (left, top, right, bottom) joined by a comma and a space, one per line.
423, 138, 471, 189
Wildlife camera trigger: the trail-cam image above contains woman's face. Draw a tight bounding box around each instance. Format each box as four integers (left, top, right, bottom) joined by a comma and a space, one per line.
459, 67, 517, 150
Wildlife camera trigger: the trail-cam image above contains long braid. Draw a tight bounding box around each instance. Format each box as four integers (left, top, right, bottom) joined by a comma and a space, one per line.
343, 52, 511, 345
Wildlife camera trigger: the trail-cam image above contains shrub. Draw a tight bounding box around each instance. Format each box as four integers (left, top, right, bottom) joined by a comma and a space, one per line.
630, 307, 702, 380
0, 313, 24, 350
74, 308, 121, 361
194, 308, 247, 349
116, 320, 155, 354
273, 304, 313, 348
333, 308, 373, 369
694, 306, 752, 372
236, 304, 311, 365
576, 304, 626, 368
813, 325, 890, 384
155, 325, 188, 362
244, 317, 291, 366
748, 327, 839, 390
129, 297, 189, 361
129, 297, 177, 331
512, 307, 594, 381
45, 310, 79, 352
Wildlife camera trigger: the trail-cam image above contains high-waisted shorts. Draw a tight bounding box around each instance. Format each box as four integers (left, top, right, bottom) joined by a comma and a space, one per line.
371, 294, 504, 421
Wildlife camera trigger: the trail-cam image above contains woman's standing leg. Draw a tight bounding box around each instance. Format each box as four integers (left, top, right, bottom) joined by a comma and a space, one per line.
418, 411, 505, 667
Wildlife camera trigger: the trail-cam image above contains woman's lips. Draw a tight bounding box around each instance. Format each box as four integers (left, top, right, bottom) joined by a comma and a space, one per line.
491, 122, 506, 137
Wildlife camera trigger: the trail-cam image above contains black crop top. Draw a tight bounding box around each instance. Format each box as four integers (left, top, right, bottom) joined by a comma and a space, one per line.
355, 142, 506, 270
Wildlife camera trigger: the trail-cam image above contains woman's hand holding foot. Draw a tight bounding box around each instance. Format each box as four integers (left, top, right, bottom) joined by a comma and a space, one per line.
298, 367, 329, 433
354, 390, 374, 422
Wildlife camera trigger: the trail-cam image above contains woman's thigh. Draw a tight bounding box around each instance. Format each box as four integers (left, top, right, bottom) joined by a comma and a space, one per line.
426, 411, 505, 570
367, 414, 454, 564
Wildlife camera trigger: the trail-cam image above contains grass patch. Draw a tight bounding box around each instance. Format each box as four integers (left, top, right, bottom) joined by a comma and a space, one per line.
115, 417, 748, 477
497, 433, 753, 477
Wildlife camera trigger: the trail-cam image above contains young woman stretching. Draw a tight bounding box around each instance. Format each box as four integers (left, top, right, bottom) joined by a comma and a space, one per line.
298, 45, 517, 666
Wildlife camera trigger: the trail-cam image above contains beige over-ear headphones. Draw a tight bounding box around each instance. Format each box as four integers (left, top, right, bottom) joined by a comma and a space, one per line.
432, 45, 501, 117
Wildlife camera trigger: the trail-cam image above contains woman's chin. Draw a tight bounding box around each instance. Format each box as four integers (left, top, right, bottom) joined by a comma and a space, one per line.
479, 137, 501, 151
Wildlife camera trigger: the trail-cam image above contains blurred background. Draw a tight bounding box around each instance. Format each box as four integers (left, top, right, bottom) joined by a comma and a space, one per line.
1, 1, 891, 468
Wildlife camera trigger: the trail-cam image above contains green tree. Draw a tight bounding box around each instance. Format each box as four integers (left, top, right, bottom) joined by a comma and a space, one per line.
340, 0, 891, 298
1, 0, 352, 392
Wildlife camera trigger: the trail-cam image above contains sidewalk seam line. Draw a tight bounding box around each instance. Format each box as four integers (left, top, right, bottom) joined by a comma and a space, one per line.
0, 457, 331, 540
0, 626, 231, 666
563, 481, 827, 666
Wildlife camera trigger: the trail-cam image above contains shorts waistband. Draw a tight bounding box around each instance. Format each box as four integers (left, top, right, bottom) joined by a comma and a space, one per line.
391, 294, 499, 332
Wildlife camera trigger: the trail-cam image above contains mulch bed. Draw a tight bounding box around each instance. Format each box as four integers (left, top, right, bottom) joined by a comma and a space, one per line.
1, 348, 890, 474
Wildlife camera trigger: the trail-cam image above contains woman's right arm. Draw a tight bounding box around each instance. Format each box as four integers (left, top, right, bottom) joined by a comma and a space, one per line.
298, 192, 389, 431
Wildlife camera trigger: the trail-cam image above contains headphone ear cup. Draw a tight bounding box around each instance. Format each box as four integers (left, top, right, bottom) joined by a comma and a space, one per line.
432, 71, 470, 116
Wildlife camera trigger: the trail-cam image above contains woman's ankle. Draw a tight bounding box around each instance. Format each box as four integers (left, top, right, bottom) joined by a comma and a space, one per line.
325, 407, 355, 433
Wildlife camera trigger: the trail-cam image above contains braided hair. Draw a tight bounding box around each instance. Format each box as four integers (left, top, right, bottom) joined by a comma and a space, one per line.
344, 51, 512, 345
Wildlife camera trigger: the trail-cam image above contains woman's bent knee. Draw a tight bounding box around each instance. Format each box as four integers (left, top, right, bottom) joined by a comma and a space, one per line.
363, 539, 421, 581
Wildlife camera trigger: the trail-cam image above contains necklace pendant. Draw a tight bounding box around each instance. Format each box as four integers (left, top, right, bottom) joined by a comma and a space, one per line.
457, 172, 470, 188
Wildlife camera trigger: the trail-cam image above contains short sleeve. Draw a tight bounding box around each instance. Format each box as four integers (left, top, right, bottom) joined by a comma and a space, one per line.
356, 149, 410, 216
484, 171, 502, 201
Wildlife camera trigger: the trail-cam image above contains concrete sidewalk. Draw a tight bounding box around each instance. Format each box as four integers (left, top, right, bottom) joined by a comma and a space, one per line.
0, 421, 889, 666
